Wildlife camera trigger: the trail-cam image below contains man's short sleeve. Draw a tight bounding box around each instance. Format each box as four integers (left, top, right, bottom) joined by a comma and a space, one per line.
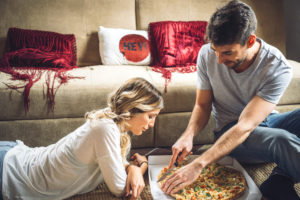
257, 61, 292, 104
197, 47, 212, 90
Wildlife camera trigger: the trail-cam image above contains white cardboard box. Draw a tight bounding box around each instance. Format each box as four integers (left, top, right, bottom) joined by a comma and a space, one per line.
148, 155, 262, 200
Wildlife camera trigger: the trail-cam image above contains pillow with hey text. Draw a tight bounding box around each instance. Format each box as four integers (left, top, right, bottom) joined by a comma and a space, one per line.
98, 26, 150, 65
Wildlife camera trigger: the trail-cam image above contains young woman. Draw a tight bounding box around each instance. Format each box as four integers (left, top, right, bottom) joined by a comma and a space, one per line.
0, 77, 163, 200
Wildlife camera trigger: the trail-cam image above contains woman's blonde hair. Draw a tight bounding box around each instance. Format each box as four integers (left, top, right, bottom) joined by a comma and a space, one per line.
85, 77, 163, 164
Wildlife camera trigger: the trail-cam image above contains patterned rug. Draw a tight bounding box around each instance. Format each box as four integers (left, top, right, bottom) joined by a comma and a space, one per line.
242, 162, 300, 197
67, 179, 152, 200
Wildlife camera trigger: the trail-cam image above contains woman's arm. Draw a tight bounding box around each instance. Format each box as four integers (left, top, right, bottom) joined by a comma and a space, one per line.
124, 153, 148, 199
129, 153, 148, 174
93, 120, 147, 199
93, 120, 128, 197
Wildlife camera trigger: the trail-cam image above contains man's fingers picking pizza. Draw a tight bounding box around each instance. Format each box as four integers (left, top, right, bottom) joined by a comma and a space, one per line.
177, 149, 192, 163
167, 171, 194, 195
170, 182, 191, 195
165, 176, 182, 194
161, 160, 201, 194
169, 148, 180, 169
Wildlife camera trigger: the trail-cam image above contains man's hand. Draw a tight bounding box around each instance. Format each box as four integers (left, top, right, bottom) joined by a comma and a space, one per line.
169, 133, 194, 168
169, 89, 212, 168
161, 161, 202, 194
125, 165, 145, 199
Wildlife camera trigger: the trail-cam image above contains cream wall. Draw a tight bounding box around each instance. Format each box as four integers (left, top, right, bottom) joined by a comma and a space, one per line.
0, 0, 286, 66
136, 0, 286, 55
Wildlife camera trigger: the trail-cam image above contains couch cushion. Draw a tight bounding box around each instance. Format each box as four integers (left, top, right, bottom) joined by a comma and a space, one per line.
278, 60, 300, 105
155, 112, 215, 146
0, 118, 85, 147
0, 117, 155, 148
0, 65, 197, 120
1, 59, 300, 121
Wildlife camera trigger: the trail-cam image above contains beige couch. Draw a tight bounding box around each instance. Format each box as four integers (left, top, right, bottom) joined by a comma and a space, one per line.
0, 0, 300, 198
1, 0, 299, 148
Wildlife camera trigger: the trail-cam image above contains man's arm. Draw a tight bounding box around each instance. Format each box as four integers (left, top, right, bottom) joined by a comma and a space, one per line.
169, 89, 213, 167
162, 95, 276, 194
184, 89, 213, 137
195, 95, 276, 167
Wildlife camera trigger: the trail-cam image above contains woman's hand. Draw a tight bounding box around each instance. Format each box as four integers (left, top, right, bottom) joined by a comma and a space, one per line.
131, 153, 147, 167
125, 165, 145, 199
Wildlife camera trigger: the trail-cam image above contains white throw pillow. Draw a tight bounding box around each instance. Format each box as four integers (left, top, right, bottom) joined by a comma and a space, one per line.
98, 26, 150, 65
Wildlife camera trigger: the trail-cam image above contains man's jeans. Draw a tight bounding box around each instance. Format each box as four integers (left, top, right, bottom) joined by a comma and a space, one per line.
215, 108, 300, 182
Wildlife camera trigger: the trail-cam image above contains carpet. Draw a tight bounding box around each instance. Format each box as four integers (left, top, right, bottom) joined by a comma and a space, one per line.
67, 178, 153, 200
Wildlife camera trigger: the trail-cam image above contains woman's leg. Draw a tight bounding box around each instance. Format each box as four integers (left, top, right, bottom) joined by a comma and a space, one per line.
0, 141, 17, 200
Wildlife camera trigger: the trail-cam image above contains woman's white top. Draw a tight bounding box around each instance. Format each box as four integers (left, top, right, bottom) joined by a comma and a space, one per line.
2, 118, 128, 200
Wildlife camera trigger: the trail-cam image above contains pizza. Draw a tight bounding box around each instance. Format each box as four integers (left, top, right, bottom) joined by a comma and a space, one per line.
157, 162, 247, 200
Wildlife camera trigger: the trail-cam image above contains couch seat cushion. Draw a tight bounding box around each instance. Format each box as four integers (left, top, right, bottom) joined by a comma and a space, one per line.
278, 60, 300, 105
1, 59, 299, 121
0, 65, 197, 120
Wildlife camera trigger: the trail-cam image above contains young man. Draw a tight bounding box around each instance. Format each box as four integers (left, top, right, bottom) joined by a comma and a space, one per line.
161, 1, 300, 200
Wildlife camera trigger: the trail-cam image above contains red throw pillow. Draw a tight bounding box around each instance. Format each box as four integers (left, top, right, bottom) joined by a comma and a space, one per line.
0, 27, 80, 113
148, 21, 207, 67
6, 27, 77, 66
3, 48, 73, 69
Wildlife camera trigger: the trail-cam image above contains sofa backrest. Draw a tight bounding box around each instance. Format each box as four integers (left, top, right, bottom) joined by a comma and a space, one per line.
0, 0, 285, 67
0, 0, 136, 66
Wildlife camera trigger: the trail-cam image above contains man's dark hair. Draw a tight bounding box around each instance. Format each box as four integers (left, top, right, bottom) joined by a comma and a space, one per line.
206, 0, 257, 46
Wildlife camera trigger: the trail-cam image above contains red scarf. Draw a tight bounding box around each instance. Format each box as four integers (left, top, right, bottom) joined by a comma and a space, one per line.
0, 28, 83, 113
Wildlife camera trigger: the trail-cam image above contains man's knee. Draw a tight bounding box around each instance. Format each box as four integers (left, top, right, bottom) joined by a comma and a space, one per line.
272, 131, 293, 144
290, 108, 300, 120
268, 109, 300, 135
267, 130, 300, 159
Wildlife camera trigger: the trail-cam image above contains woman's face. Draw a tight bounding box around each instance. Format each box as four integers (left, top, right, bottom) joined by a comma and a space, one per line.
127, 109, 161, 135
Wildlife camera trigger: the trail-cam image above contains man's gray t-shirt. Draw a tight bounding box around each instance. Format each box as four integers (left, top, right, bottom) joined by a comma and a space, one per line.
197, 39, 292, 132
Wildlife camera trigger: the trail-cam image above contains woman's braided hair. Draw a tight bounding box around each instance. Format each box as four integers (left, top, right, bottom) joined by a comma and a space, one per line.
86, 77, 163, 163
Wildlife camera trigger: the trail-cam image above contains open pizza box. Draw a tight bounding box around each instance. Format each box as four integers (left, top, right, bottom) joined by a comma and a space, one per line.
148, 155, 262, 200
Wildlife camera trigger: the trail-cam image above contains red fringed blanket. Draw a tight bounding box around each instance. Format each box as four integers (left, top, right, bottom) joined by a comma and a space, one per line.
148, 21, 207, 91
0, 27, 83, 113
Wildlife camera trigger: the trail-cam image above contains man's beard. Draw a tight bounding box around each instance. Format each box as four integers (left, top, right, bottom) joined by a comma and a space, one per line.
226, 57, 246, 70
